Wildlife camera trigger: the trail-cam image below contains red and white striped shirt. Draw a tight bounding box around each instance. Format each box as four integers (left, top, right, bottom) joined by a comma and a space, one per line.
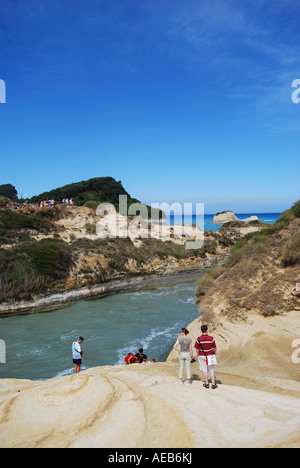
194, 334, 216, 356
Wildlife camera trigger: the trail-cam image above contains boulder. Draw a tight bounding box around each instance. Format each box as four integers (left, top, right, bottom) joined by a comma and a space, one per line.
213, 211, 239, 224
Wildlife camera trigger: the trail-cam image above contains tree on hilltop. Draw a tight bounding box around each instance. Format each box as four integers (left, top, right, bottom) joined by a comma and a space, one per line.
0, 184, 18, 201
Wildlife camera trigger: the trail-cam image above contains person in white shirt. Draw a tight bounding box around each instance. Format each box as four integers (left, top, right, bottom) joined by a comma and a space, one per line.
72, 337, 84, 374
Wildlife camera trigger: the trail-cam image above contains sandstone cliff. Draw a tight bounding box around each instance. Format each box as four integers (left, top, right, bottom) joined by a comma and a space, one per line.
1, 309, 299, 448
0, 204, 267, 315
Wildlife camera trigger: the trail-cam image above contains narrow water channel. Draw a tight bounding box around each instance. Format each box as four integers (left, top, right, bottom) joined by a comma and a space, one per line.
0, 282, 199, 381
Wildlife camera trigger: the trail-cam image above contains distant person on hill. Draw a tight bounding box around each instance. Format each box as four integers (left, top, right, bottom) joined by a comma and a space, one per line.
72, 337, 84, 374
135, 348, 148, 363
195, 325, 218, 389
173, 328, 195, 386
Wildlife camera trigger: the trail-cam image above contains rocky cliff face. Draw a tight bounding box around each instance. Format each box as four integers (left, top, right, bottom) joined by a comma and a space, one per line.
196, 209, 300, 326
0, 204, 272, 314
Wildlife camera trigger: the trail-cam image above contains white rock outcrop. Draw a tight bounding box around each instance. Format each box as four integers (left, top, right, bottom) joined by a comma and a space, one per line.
213, 211, 239, 224
213, 211, 259, 225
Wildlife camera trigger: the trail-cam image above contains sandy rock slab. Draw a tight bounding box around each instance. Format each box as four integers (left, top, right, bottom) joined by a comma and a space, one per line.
0, 363, 299, 448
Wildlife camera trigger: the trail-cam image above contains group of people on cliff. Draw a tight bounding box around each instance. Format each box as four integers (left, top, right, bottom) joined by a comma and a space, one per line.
124, 325, 218, 389
71, 341, 156, 375
124, 348, 157, 365
38, 198, 74, 208
72, 325, 218, 389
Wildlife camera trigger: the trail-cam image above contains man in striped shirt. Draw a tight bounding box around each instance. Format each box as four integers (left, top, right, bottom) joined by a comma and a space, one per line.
195, 325, 218, 389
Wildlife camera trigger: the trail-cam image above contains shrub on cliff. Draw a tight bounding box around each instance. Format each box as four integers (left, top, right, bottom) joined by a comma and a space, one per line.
29, 239, 73, 279
282, 231, 300, 267
274, 200, 300, 230
0, 239, 73, 302
0, 209, 53, 233
195, 199, 300, 319
0, 209, 56, 246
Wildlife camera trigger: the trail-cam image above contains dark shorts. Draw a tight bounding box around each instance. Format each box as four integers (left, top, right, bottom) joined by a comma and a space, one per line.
73, 359, 82, 365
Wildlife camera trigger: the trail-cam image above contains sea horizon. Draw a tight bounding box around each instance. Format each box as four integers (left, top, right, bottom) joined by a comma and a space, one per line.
164, 212, 282, 232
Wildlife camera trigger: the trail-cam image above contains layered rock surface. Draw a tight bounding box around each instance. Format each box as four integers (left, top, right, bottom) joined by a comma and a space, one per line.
0, 309, 299, 448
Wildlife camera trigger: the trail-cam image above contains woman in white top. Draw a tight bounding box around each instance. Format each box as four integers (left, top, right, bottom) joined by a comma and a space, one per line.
173, 328, 195, 386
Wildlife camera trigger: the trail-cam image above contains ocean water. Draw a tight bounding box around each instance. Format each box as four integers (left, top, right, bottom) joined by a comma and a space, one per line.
165, 212, 281, 232
0, 282, 199, 381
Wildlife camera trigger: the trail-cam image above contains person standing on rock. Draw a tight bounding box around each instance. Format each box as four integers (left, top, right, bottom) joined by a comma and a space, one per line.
173, 328, 195, 386
195, 325, 218, 389
72, 337, 84, 374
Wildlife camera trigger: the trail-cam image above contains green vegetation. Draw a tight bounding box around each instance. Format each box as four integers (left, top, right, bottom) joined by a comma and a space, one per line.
273, 200, 300, 230
225, 227, 274, 267
30, 176, 164, 219
0, 239, 73, 302
195, 200, 300, 309
282, 231, 300, 267
0, 184, 18, 201
30, 239, 73, 278
31, 177, 138, 209
225, 200, 300, 268
0, 209, 55, 246
0, 196, 12, 206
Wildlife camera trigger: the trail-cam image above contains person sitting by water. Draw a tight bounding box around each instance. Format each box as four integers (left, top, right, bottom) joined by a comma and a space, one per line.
135, 348, 148, 363
124, 353, 139, 364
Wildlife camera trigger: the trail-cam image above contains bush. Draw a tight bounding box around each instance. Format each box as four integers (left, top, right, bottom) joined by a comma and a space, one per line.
30, 239, 73, 279
0, 184, 18, 201
195, 275, 215, 299
226, 228, 273, 267
274, 200, 300, 230
282, 231, 300, 267
0, 239, 73, 302
0, 209, 53, 233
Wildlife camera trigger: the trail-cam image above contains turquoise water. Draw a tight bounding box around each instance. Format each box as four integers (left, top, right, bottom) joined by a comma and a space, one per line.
165, 212, 282, 232
0, 282, 199, 381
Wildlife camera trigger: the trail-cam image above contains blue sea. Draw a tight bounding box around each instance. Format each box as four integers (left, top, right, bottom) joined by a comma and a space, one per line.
165, 212, 282, 232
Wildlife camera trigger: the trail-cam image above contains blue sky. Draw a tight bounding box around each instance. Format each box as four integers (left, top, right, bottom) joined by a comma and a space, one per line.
0, 0, 299, 213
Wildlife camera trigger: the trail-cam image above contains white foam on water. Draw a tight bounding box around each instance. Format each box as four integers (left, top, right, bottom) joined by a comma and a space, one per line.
115, 322, 182, 365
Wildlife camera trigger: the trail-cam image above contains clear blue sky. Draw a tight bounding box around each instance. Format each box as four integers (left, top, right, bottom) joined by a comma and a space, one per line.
0, 0, 299, 213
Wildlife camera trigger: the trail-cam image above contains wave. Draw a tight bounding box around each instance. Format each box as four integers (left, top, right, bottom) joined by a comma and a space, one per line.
178, 297, 195, 305
115, 323, 182, 365
59, 330, 77, 341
